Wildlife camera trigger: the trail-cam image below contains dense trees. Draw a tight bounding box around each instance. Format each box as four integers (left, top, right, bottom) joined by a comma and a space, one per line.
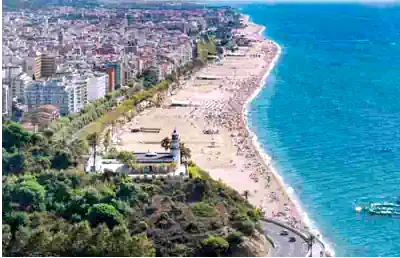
2, 120, 89, 175
2, 164, 264, 257
118, 151, 136, 169
44, 79, 170, 143
197, 35, 217, 64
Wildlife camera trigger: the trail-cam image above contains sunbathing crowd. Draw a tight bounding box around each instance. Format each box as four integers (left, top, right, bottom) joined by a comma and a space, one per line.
180, 40, 304, 230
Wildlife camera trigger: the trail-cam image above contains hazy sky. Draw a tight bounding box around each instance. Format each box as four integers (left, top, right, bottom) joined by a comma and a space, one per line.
199, 0, 400, 2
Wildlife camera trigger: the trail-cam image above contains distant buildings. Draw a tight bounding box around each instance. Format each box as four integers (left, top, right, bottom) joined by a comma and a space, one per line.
3, 6, 234, 120
35, 55, 57, 78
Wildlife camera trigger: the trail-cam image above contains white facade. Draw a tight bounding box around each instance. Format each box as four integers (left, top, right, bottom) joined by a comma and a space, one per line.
2, 84, 11, 115
170, 129, 181, 167
69, 74, 88, 113
24, 69, 97, 116
12, 73, 32, 101
2, 66, 32, 102
86, 72, 108, 102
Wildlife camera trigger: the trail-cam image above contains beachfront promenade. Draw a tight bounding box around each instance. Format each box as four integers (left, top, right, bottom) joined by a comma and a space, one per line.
113, 15, 327, 257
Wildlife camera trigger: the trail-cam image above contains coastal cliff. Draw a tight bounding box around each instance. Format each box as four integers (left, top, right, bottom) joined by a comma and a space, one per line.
239, 231, 271, 257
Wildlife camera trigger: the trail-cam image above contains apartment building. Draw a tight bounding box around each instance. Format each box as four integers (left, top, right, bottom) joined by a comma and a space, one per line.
86, 72, 108, 102
2, 84, 11, 116
35, 54, 57, 78
25, 80, 72, 115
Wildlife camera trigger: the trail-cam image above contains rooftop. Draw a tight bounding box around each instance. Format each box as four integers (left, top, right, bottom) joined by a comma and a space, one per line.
134, 152, 174, 164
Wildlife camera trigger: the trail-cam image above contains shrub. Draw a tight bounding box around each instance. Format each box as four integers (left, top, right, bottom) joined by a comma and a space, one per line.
110, 199, 133, 215
137, 191, 150, 203
83, 187, 102, 205
71, 213, 82, 222
198, 235, 229, 256
190, 202, 217, 217
233, 219, 255, 236
255, 221, 263, 233
9, 179, 46, 211
226, 231, 244, 245
248, 208, 262, 221
172, 190, 185, 202
138, 221, 148, 232
88, 203, 122, 229
116, 183, 137, 201
185, 222, 199, 233
159, 212, 169, 221
209, 219, 223, 230
5, 212, 29, 232
65, 195, 89, 218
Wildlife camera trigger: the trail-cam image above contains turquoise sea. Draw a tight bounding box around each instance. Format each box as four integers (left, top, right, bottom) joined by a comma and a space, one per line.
240, 3, 400, 257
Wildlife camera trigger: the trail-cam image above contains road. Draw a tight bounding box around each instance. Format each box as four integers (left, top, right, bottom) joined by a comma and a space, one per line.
263, 219, 327, 257
263, 221, 309, 257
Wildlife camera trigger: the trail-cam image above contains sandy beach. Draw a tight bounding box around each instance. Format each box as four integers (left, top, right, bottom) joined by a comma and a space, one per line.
116, 16, 306, 231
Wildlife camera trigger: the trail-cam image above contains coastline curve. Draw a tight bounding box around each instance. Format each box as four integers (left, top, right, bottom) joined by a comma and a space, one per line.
241, 21, 334, 257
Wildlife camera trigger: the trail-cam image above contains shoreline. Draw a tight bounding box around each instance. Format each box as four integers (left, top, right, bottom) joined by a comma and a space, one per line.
116, 14, 332, 256
244, 18, 334, 257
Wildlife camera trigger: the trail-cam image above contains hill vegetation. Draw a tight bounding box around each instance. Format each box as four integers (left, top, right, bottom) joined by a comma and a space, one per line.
2, 164, 267, 256
197, 35, 217, 64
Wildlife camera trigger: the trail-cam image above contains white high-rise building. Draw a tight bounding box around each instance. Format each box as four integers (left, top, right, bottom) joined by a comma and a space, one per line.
12, 73, 32, 102
86, 72, 108, 102
2, 84, 11, 116
44, 17, 49, 36
69, 74, 88, 112
3, 65, 32, 102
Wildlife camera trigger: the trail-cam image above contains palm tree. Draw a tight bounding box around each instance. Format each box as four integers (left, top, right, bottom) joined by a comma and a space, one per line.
70, 138, 89, 159
126, 112, 134, 122
179, 142, 191, 163
155, 93, 164, 107
87, 132, 100, 172
161, 137, 171, 151
308, 234, 316, 257
103, 129, 111, 152
111, 121, 116, 135
120, 87, 128, 96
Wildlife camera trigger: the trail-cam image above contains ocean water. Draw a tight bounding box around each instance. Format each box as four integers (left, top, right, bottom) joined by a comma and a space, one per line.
241, 4, 400, 257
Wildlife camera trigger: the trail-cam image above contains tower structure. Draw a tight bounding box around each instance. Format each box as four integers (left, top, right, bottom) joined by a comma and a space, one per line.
44, 16, 49, 36
170, 129, 181, 167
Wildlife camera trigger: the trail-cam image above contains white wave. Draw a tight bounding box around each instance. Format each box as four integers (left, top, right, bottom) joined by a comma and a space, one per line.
241, 28, 336, 257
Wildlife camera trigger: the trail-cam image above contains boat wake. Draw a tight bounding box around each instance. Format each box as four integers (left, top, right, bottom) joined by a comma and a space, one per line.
355, 198, 400, 216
